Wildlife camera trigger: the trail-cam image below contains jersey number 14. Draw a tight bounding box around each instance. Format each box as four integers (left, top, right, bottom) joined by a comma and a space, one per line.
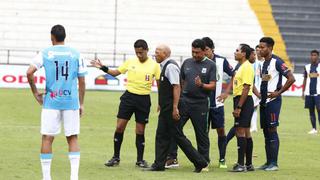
54, 61, 69, 80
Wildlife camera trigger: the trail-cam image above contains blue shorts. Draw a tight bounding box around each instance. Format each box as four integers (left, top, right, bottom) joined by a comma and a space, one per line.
305, 95, 320, 109
208, 106, 225, 129
260, 97, 281, 128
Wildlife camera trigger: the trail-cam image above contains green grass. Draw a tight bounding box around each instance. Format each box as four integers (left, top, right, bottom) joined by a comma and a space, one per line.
0, 88, 319, 180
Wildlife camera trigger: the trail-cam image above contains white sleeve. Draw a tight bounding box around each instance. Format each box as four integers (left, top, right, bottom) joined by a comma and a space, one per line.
78, 54, 88, 77
165, 64, 180, 85
31, 52, 43, 69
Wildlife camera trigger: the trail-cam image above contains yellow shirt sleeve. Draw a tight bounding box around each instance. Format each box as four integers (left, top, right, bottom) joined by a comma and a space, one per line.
154, 63, 161, 80
117, 59, 130, 74
242, 63, 254, 86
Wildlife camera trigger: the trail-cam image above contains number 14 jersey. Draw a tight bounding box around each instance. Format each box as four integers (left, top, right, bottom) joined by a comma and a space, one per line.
31, 45, 87, 110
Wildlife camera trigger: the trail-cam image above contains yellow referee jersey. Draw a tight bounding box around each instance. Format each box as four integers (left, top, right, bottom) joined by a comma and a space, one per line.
118, 57, 161, 95
233, 60, 254, 96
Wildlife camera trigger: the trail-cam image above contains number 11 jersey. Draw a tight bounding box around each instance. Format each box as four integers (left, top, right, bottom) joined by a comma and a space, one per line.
31, 45, 88, 110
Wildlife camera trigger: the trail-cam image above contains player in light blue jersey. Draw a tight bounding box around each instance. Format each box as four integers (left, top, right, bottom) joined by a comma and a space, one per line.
26, 25, 87, 180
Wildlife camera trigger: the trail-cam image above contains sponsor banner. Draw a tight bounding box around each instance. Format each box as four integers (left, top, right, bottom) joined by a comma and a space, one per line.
0, 64, 304, 96
0, 64, 158, 91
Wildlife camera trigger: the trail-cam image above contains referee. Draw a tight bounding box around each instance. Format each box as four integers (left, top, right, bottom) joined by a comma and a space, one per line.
91, 39, 161, 168
145, 44, 208, 172
231, 44, 255, 172
167, 39, 217, 165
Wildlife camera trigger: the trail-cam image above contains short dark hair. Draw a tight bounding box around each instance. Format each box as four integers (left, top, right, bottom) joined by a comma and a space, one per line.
255, 45, 259, 49
192, 39, 206, 51
311, 49, 319, 56
51, 24, 66, 42
202, 37, 215, 49
134, 39, 148, 50
240, 44, 251, 60
260, 37, 275, 47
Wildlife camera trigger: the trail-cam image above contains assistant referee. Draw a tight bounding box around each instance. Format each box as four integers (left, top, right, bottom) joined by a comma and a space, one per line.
91, 39, 161, 168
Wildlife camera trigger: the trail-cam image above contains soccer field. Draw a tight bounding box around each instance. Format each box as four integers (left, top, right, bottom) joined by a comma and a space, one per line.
0, 89, 319, 180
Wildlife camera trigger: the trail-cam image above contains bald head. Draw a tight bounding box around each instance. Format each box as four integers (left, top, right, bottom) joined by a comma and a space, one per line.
155, 44, 171, 63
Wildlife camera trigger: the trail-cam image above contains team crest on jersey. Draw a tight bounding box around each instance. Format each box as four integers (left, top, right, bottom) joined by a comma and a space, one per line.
262, 74, 271, 81
309, 73, 319, 78
201, 68, 207, 73
161, 76, 164, 81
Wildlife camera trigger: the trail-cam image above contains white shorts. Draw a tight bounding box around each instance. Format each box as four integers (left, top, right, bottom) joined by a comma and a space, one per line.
41, 109, 80, 137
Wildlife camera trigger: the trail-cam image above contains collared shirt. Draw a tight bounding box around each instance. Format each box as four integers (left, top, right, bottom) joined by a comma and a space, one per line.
181, 57, 217, 103
118, 57, 161, 95
160, 58, 180, 85
233, 60, 254, 96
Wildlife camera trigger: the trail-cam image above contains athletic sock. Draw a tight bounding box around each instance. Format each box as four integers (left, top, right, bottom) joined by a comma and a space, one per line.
269, 131, 279, 165
236, 137, 246, 166
40, 153, 52, 180
69, 152, 80, 180
136, 134, 145, 162
226, 127, 236, 144
246, 138, 253, 166
114, 132, 123, 158
263, 128, 270, 164
218, 136, 227, 161
309, 108, 317, 129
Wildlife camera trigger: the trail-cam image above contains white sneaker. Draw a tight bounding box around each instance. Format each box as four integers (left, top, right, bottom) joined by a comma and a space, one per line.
308, 129, 317, 134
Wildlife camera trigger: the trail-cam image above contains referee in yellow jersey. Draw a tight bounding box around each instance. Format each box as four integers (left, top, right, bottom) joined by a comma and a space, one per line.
231, 44, 254, 172
91, 39, 161, 168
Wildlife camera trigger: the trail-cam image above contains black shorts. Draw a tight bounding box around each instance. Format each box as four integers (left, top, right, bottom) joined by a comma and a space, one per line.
117, 91, 151, 124
209, 106, 225, 129
233, 96, 254, 128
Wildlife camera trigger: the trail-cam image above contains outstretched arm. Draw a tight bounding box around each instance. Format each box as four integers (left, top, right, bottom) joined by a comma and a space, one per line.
91, 59, 121, 76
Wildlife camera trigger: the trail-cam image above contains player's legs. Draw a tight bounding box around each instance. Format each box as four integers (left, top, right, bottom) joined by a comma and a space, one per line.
134, 94, 151, 168
166, 99, 189, 168
189, 105, 210, 163
105, 91, 135, 166
63, 110, 80, 180
67, 135, 80, 180
135, 122, 148, 167
40, 109, 61, 180
226, 126, 236, 145
211, 107, 227, 166
306, 95, 317, 133
232, 96, 253, 172
264, 99, 281, 171
245, 129, 254, 171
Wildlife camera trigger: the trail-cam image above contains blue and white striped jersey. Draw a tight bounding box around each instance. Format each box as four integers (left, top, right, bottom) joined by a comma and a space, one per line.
260, 54, 289, 104
304, 63, 320, 96
209, 54, 234, 108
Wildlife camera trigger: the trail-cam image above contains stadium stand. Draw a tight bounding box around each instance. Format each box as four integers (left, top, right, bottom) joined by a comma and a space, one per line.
0, 0, 263, 66
269, 0, 320, 73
